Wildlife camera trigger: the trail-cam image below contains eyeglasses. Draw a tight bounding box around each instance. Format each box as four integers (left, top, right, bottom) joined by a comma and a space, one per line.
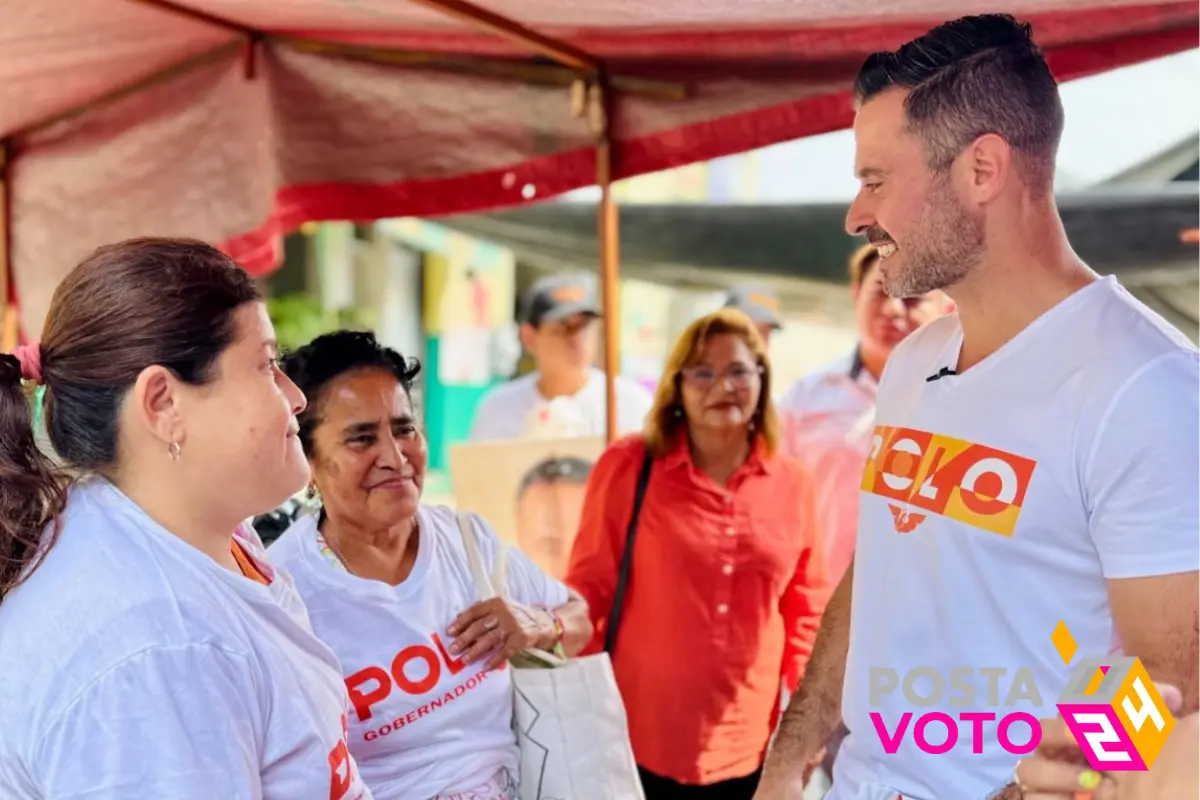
680, 363, 762, 390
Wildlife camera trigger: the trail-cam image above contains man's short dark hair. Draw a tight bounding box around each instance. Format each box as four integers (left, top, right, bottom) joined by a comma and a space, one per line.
853, 14, 1064, 192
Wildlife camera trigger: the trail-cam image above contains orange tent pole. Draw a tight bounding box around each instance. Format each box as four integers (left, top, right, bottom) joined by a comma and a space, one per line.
592, 82, 621, 445
406, 0, 621, 444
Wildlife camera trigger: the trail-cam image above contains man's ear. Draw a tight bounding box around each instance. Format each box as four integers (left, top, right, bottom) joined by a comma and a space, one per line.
961, 133, 1011, 205
128, 365, 185, 448
519, 323, 538, 354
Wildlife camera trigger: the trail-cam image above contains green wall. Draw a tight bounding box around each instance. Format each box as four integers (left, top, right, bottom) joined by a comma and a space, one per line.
422, 335, 497, 471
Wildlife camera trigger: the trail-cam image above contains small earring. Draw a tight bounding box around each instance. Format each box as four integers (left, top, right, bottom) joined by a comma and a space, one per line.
168, 441, 181, 462
306, 483, 318, 500
672, 406, 684, 418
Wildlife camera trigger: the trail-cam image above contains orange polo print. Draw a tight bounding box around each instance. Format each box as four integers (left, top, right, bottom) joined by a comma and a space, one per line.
863, 425, 1037, 536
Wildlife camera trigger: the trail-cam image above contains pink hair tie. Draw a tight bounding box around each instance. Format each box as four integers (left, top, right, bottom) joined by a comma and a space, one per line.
12, 342, 43, 384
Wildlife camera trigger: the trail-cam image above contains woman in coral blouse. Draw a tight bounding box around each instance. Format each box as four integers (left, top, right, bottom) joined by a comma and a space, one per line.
565, 308, 831, 798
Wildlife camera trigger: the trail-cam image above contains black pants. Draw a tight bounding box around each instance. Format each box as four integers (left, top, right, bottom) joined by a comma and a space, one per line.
638, 766, 761, 800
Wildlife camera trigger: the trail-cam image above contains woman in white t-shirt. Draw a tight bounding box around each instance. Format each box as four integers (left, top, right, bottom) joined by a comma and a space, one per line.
269, 330, 592, 800
0, 238, 371, 799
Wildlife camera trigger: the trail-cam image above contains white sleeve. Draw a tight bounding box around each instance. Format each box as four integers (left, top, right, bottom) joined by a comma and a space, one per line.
1084, 351, 1200, 579
472, 514, 570, 609
35, 644, 265, 800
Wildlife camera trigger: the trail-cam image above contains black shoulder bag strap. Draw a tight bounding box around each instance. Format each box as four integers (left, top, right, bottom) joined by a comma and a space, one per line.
603, 448, 655, 655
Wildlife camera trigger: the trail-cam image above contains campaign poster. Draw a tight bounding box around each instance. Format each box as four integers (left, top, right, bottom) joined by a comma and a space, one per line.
448, 437, 605, 580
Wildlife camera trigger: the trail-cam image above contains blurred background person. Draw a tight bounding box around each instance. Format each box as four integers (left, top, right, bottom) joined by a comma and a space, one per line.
566, 308, 830, 799
773, 244, 951, 790
724, 284, 785, 348
514, 455, 593, 579
778, 244, 952, 586
0, 239, 368, 799
469, 273, 653, 441
270, 330, 590, 800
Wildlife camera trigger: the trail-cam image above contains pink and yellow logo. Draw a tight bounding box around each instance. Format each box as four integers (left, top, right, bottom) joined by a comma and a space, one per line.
1052, 621, 1175, 771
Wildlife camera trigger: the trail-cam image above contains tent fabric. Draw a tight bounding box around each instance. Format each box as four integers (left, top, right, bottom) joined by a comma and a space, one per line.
3, 1, 1197, 336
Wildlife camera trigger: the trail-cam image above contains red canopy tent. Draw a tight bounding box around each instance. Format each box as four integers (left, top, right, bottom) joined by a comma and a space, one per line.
2, 0, 1196, 434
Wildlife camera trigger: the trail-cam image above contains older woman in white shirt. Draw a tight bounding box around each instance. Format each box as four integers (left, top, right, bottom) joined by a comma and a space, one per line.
270, 330, 591, 800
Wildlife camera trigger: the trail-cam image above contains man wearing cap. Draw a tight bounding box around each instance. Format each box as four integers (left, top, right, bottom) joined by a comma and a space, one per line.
469, 273, 654, 441
724, 284, 784, 347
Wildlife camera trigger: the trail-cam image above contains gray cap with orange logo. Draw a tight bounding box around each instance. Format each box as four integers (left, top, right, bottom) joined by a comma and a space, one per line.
522, 273, 601, 327
723, 284, 783, 330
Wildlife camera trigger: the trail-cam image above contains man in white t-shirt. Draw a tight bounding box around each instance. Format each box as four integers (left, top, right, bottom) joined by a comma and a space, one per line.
758, 14, 1199, 800
468, 273, 653, 441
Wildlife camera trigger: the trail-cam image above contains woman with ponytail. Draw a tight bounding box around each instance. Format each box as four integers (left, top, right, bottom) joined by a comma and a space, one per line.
0, 239, 370, 799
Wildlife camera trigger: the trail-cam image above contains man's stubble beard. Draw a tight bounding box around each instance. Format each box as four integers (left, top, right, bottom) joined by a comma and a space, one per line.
883, 174, 985, 299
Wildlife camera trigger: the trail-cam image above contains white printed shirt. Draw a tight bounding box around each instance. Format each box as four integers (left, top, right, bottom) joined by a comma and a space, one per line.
833, 277, 1200, 800
270, 505, 570, 800
0, 480, 370, 800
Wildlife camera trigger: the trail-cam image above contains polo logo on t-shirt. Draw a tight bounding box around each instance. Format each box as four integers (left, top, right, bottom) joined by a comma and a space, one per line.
863, 425, 1037, 536
343, 630, 500, 746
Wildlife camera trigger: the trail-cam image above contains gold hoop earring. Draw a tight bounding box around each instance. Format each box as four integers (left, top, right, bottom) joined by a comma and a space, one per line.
168, 441, 182, 462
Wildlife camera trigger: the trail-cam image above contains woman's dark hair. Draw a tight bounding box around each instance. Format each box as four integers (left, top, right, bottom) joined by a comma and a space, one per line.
0, 237, 260, 597
280, 330, 422, 458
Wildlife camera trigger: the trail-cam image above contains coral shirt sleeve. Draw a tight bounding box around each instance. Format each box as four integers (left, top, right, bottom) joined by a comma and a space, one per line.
564, 440, 638, 655
779, 467, 833, 693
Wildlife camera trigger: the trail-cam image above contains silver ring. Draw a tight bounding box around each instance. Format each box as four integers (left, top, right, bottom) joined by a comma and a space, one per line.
483, 617, 499, 630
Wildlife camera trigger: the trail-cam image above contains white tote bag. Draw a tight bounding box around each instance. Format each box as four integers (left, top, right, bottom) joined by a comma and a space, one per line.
456, 513, 645, 800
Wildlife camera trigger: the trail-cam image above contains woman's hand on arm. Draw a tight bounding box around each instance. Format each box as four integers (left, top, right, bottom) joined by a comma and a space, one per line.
447, 590, 592, 669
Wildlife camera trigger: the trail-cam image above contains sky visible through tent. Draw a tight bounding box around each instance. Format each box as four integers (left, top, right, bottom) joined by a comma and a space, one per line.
567, 49, 1200, 203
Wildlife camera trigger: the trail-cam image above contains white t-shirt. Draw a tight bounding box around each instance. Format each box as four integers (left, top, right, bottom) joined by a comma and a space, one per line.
269, 505, 570, 800
468, 367, 653, 441
779, 351, 879, 585
833, 277, 1200, 800
0, 480, 371, 800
